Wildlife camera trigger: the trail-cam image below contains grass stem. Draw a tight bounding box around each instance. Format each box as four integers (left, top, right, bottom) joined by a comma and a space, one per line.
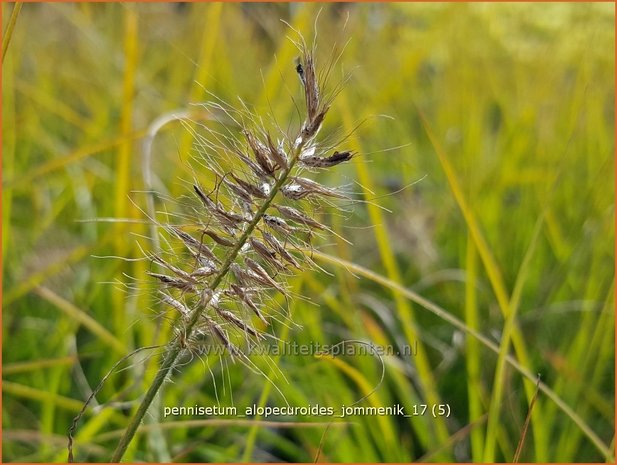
2, 2, 22, 64
110, 140, 305, 463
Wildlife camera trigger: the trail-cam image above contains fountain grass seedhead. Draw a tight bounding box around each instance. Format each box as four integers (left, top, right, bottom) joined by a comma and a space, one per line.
69, 30, 360, 463
143, 36, 357, 360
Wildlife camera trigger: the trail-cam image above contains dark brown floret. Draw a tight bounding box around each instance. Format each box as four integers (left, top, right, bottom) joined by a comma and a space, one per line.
244, 129, 276, 177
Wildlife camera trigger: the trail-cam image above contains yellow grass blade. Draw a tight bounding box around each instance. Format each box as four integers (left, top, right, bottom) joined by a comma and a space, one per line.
3, 381, 87, 413
339, 93, 452, 454
96, 418, 349, 444
175, 2, 223, 175
2, 38, 17, 261
33, 286, 126, 354
15, 80, 90, 130
2, 2, 22, 63
417, 108, 546, 461
4, 129, 147, 190
4, 241, 103, 306
321, 356, 397, 449
3, 357, 78, 375
464, 239, 485, 460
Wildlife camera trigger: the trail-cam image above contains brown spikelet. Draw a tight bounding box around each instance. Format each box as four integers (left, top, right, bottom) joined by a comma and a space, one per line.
193, 184, 248, 231
244, 257, 286, 294
299, 49, 320, 123
249, 237, 286, 271
300, 150, 354, 168
263, 214, 296, 235
171, 226, 221, 264
301, 108, 328, 139
150, 254, 195, 282
281, 178, 347, 200
222, 176, 253, 204
265, 133, 289, 170
262, 231, 301, 270
229, 282, 269, 326
146, 271, 196, 292
215, 307, 262, 340
158, 291, 190, 318
230, 173, 269, 199
273, 205, 327, 230
201, 317, 241, 356
294, 177, 349, 198
192, 183, 216, 209
244, 129, 276, 177
202, 229, 235, 247
190, 263, 217, 278
296, 42, 334, 142
234, 149, 270, 179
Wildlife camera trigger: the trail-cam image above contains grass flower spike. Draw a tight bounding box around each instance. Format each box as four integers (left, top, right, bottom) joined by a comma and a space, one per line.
83, 36, 356, 463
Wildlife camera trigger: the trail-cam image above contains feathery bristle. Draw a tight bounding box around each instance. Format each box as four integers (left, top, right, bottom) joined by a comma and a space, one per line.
146, 38, 355, 359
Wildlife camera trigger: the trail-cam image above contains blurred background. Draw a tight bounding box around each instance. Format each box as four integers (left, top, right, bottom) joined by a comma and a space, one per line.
2, 2, 614, 462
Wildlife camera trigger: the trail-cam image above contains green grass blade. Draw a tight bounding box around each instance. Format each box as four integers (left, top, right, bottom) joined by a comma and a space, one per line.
2, 2, 22, 63
339, 92, 452, 457
464, 238, 485, 461
417, 107, 547, 461
310, 249, 614, 461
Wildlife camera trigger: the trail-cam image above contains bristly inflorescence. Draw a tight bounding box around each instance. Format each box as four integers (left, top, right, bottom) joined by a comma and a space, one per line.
148, 38, 355, 361
66, 32, 362, 465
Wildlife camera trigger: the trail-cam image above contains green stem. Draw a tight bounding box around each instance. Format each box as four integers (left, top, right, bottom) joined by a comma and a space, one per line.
110, 144, 303, 462
2, 2, 23, 64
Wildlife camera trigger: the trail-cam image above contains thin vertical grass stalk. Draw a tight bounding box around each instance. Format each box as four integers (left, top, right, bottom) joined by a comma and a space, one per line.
2, 2, 23, 64
108, 37, 352, 462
